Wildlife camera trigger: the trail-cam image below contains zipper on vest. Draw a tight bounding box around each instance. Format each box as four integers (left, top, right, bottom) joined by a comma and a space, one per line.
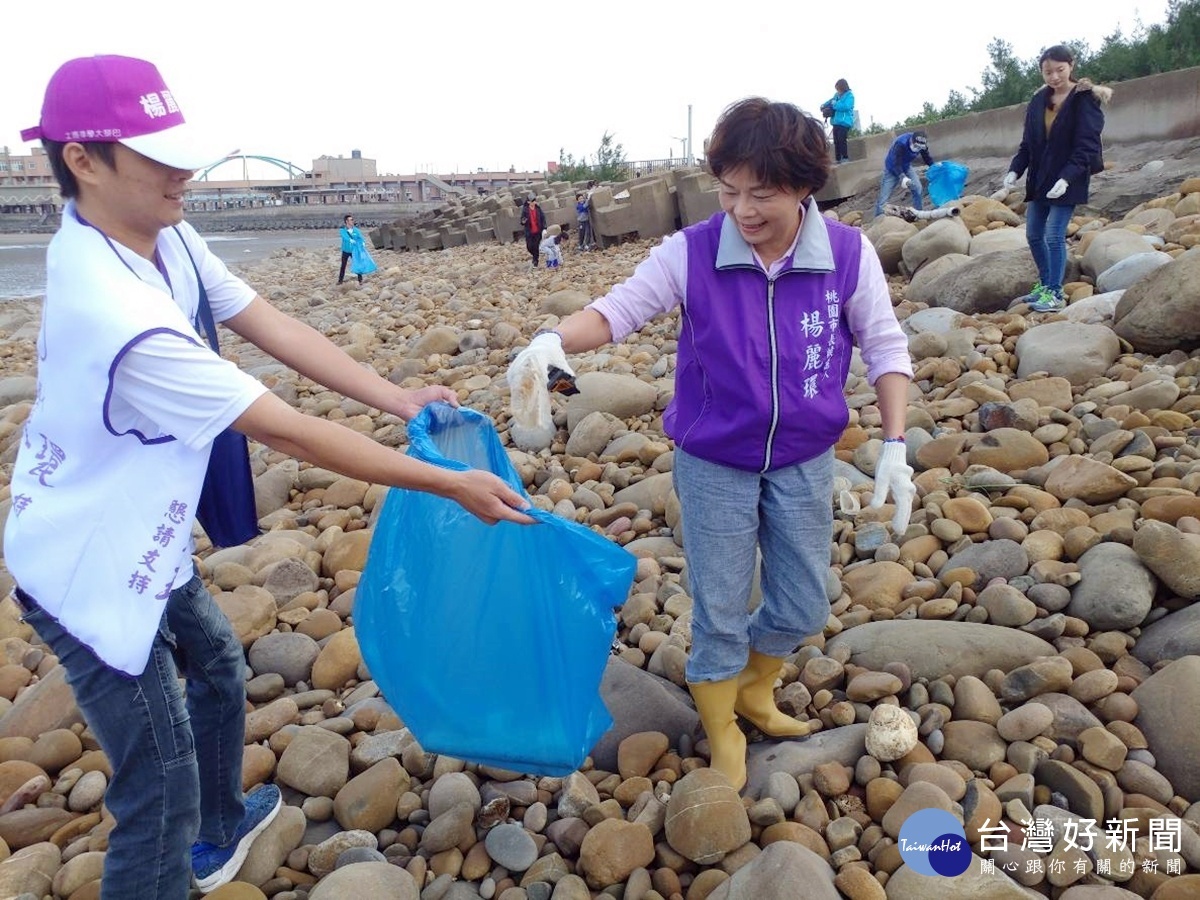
762, 278, 781, 474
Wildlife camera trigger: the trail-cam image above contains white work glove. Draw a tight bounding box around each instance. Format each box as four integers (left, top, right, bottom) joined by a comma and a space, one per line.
1002, 171, 1018, 189
901, 176, 913, 190
1046, 179, 1069, 199
508, 331, 575, 384
870, 441, 916, 535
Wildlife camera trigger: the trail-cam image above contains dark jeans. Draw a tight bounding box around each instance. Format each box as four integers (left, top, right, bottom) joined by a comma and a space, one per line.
21, 574, 247, 899
577, 220, 593, 250
525, 231, 542, 266
338, 251, 361, 283
832, 125, 850, 162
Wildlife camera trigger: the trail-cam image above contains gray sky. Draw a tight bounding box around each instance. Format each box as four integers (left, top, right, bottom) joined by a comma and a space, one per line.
0, 0, 1169, 179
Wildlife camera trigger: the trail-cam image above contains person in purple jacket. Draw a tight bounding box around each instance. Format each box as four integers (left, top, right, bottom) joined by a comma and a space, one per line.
509, 97, 915, 792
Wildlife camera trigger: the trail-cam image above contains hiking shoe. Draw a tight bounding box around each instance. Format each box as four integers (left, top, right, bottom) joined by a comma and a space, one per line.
192, 784, 282, 893
1010, 282, 1046, 308
1028, 287, 1067, 312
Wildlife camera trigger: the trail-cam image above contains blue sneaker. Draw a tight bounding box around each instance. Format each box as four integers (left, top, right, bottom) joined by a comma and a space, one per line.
1028, 287, 1066, 312
1010, 281, 1046, 308
192, 784, 282, 893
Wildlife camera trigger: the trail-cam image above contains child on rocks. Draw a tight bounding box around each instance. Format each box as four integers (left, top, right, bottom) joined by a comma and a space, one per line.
541, 224, 564, 269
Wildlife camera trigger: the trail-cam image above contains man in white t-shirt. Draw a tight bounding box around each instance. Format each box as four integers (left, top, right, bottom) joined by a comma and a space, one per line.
7, 55, 532, 899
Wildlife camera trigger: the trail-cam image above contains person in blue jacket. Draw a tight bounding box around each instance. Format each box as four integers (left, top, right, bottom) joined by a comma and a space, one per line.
1003, 44, 1110, 312
873, 130, 934, 216
823, 79, 855, 163
337, 214, 364, 284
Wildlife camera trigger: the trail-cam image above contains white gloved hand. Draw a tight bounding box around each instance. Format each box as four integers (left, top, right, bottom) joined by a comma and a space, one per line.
1046, 178, 1069, 199
870, 440, 916, 535
508, 331, 575, 384
901, 176, 913, 190
1003, 171, 1018, 189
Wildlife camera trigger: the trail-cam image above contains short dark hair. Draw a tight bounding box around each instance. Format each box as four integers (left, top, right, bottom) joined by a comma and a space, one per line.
706, 97, 829, 194
1039, 44, 1075, 66
344, 214, 353, 223
42, 140, 117, 199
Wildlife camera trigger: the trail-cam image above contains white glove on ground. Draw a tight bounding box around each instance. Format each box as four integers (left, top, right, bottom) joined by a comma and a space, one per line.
1003, 171, 1018, 188
870, 441, 916, 535
1046, 178, 1069, 199
509, 331, 575, 382
901, 176, 913, 190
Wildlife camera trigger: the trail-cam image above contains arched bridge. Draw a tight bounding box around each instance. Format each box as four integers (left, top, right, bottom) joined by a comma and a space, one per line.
196, 154, 309, 181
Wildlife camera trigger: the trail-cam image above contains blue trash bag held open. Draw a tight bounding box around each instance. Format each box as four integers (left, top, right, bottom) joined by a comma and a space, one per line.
355, 403, 636, 776
926, 160, 970, 207
350, 241, 377, 276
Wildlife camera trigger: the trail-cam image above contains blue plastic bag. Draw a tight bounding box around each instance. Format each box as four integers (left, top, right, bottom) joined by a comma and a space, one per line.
350, 241, 377, 276
355, 404, 636, 775
926, 160, 970, 206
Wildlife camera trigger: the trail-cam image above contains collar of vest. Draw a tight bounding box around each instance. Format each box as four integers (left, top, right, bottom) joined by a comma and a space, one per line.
714, 197, 836, 274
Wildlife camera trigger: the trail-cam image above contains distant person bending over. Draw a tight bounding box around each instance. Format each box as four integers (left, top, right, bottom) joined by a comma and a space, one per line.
1003, 44, 1110, 313
873, 130, 933, 217
521, 193, 546, 267
508, 97, 914, 793
10, 53, 532, 900
823, 79, 855, 163
541, 224, 564, 269
338, 214, 364, 284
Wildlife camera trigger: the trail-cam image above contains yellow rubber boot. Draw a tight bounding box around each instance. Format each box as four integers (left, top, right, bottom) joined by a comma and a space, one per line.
735, 650, 815, 738
688, 678, 747, 792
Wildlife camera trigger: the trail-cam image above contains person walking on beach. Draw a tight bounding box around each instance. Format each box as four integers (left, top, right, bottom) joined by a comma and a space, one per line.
873, 130, 934, 217
822, 79, 855, 163
509, 97, 915, 792
337, 214, 364, 284
521, 193, 546, 267
10, 54, 532, 900
1003, 44, 1110, 313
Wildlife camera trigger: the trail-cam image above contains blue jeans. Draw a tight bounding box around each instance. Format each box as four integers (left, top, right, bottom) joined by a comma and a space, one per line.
21, 574, 247, 899
672, 448, 834, 682
874, 166, 922, 215
1024, 200, 1075, 292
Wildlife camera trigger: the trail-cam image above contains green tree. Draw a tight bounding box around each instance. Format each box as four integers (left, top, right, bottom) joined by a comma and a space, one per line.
876, 0, 1200, 131
549, 132, 630, 183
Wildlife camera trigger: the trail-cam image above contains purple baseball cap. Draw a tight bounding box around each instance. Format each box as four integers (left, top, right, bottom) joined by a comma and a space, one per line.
21, 55, 236, 170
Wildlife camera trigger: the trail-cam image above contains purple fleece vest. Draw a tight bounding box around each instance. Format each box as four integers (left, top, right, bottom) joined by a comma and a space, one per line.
663, 211, 861, 473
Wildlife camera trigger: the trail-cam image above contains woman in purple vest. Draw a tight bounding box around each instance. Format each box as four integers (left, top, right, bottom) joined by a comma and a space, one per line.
510, 97, 915, 791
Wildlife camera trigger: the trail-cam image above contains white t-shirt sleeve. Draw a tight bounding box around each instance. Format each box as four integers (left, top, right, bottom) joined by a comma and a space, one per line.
108, 330, 269, 450
175, 223, 257, 323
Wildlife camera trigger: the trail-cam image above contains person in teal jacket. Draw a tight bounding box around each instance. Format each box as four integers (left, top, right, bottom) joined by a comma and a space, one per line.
338, 214, 364, 284
823, 79, 855, 163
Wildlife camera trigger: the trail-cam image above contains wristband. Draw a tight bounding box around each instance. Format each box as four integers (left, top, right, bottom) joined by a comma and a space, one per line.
533, 329, 563, 341
883, 436, 906, 443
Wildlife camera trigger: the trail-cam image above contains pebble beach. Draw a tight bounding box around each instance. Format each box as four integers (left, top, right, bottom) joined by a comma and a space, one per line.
0, 172, 1198, 899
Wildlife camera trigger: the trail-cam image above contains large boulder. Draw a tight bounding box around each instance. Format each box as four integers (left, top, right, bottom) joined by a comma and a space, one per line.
905, 253, 972, 304
1015, 321, 1121, 385
1080, 229, 1157, 279
1112, 250, 1200, 353
824, 621, 1054, 681
1131, 656, 1200, 802
1095, 250, 1172, 293
921, 250, 1039, 314
968, 228, 1028, 256
901, 217, 971, 273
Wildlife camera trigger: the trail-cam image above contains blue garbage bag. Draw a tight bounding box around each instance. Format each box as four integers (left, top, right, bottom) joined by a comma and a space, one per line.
926, 160, 970, 207
350, 241, 377, 276
355, 403, 636, 775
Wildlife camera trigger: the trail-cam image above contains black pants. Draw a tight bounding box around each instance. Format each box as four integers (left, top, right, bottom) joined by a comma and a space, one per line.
832, 125, 850, 162
338, 251, 362, 283
525, 231, 542, 266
